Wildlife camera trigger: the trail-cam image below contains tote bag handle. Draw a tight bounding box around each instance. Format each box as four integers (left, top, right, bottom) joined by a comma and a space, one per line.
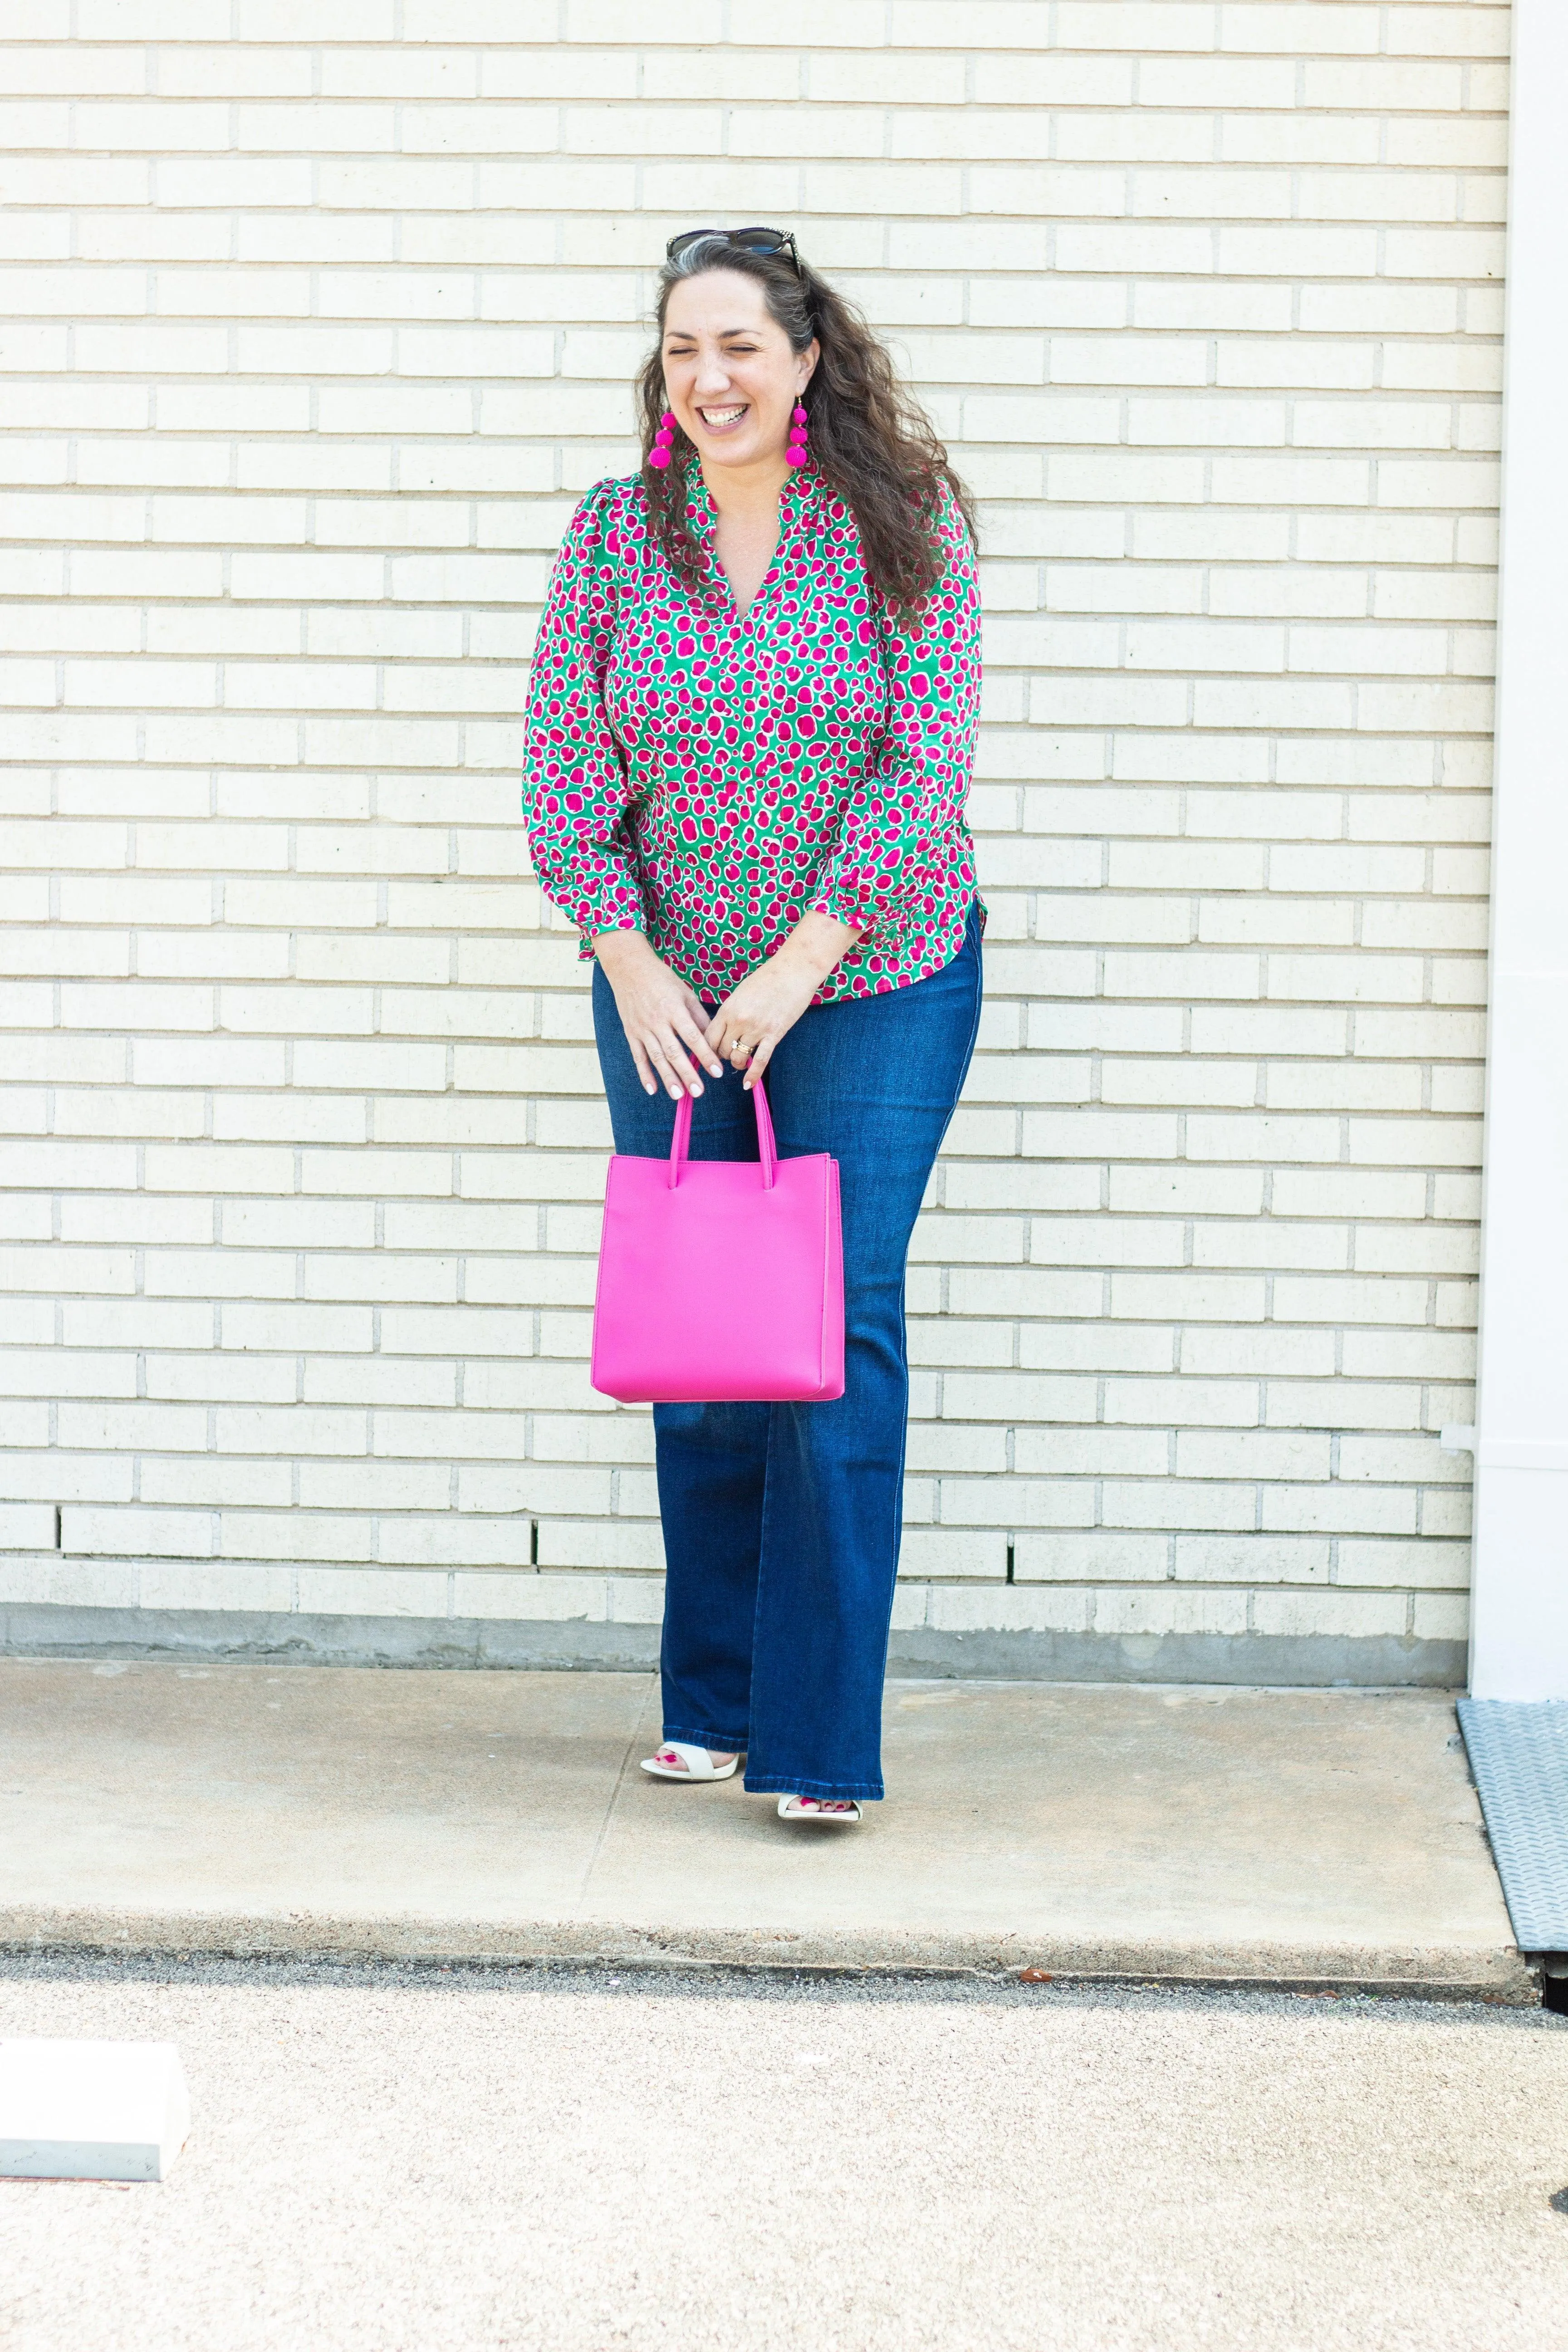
668, 1076, 777, 1190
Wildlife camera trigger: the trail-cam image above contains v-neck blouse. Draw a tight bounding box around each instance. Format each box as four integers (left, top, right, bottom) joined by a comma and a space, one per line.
521, 462, 983, 1005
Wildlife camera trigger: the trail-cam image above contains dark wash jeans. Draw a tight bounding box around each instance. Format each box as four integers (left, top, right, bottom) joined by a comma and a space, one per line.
591, 897, 984, 1802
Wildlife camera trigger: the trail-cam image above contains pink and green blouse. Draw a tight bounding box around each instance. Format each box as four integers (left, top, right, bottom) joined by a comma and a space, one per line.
521, 462, 982, 1005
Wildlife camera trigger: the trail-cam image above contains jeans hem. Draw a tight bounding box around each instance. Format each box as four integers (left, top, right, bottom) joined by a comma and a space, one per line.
662, 1724, 750, 1753
742, 1773, 884, 1802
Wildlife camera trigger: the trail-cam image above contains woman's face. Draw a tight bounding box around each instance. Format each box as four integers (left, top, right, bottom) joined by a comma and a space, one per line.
661, 268, 817, 475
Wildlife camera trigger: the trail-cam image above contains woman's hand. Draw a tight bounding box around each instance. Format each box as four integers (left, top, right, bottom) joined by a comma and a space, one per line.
593, 930, 725, 1100
706, 911, 861, 1088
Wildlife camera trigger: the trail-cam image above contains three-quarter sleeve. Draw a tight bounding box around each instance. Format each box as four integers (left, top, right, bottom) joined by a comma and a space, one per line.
805, 481, 981, 946
522, 482, 647, 954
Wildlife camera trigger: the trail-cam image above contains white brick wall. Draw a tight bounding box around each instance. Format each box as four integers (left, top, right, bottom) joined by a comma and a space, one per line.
0, 0, 1505, 1675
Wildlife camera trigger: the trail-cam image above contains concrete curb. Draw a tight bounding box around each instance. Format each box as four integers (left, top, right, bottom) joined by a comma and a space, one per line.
0, 1909, 1537, 2005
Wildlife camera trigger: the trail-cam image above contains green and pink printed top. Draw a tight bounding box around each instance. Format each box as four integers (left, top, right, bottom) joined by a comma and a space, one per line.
521, 462, 983, 1005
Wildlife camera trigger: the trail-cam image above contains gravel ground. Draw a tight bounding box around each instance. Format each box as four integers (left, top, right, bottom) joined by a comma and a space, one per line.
2, 1955, 1567, 2352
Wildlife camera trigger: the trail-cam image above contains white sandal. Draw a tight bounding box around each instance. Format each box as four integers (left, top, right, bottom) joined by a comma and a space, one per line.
640, 1742, 740, 1783
777, 1793, 862, 1825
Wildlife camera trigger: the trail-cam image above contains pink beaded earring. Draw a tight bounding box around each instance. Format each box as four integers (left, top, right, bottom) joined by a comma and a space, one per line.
648, 410, 677, 470
786, 401, 809, 468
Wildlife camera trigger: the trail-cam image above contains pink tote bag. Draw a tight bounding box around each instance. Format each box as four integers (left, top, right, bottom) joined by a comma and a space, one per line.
590, 1074, 844, 1405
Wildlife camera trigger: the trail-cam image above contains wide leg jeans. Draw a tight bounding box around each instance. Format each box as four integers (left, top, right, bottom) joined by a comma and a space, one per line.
591, 898, 984, 1802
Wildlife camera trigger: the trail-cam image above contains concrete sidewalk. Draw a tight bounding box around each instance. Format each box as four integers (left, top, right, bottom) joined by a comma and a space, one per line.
0, 1659, 1531, 1999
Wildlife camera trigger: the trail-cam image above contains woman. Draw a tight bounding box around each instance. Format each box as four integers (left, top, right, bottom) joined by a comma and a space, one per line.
522, 226, 984, 1826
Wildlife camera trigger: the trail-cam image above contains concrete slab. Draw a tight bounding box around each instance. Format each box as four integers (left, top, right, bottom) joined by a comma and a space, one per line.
0, 1660, 1531, 1999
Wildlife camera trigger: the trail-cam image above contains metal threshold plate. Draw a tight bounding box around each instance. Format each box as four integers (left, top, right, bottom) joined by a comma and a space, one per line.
1457, 1697, 1568, 1951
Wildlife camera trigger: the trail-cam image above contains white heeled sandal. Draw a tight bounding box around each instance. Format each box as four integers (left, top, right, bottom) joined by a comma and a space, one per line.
777, 1793, 862, 1824
639, 1741, 740, 1783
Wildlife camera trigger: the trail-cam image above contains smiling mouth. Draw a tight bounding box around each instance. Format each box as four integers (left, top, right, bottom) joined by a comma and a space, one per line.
696, 404, 749, 432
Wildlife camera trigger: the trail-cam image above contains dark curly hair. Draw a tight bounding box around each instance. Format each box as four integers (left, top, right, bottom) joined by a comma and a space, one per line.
637, 232, 976, 621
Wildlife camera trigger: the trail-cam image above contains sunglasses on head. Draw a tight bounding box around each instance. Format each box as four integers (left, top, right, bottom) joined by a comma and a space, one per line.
666, 225, 801, 273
